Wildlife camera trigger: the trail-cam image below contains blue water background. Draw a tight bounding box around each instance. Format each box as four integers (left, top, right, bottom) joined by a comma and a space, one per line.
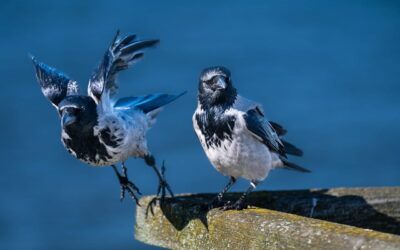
0, 0, 399, 249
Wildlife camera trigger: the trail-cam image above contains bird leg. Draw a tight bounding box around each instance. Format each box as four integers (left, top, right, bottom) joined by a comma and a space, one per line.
205, 176, 236, 210
144, 154, 174, 200
221, 181, 259, 211
112, 164, 142, 205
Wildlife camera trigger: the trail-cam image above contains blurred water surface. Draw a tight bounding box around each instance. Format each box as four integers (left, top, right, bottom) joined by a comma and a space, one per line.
0, 0, 399, 249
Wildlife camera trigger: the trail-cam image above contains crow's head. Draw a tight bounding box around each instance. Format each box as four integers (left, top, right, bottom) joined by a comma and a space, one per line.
58, 95, 97, 132
198, 66, 237, 109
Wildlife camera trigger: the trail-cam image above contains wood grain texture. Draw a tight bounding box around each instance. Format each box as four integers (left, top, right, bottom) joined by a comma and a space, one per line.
135, 187, 400, 249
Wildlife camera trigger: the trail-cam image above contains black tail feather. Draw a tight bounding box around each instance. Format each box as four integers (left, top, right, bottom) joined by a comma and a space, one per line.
282, 140, 303, 156
279, 156, 310, 173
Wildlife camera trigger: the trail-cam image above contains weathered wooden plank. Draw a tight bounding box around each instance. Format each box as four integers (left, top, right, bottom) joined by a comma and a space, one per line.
135, 186, 400, 249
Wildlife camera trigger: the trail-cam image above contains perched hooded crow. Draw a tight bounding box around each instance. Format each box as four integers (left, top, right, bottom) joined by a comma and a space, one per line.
193, 66, 309, 210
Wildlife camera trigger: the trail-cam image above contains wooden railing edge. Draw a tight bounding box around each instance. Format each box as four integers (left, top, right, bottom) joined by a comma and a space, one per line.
135, 186, 400, 249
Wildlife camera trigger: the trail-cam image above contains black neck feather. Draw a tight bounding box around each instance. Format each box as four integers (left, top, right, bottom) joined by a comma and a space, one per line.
198, 86, 237, 110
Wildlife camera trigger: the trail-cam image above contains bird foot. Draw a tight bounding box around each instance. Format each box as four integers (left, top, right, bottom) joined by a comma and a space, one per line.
145, 197, 162, 217
112, 165, 142, 205
201, 197, 223, 211
156, 161, 174, 201
220, 200, 248, 211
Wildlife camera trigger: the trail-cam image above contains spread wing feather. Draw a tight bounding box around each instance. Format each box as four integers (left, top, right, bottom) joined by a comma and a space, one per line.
88, 31, 159, 103
32, 56, 79, 108
114, 91, 186, 113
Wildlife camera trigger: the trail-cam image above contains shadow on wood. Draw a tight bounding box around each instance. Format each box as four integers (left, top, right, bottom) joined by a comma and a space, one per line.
149, 187, 400, 235
136, 187, 400, 249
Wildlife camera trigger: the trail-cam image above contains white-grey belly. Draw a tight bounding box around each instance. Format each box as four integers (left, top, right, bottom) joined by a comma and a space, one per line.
91, 109, 150, 166
205, 132, 273, 182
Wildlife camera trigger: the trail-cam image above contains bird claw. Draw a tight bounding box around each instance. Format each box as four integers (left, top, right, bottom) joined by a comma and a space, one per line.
145, 197, 160, 217
202, 197, 223, 211
145, 162, 174, 217
220, 200, 248, 211
156, 161, 174, 200
119, 180, 141, 205
113, 165, 142, 205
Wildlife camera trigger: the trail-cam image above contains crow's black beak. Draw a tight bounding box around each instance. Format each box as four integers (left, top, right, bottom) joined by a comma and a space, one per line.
214, 76, 227, 90
62, 115, 77, 128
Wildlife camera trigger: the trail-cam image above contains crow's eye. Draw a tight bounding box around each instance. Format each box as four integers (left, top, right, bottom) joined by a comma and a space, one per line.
61, 107, 82, 116
73, 108, 82, 115
204, 80, 213, 86
206, 76, 219, 86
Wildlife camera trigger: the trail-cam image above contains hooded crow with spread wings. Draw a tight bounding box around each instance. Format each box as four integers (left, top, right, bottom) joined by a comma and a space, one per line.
193, 66, 309, 210
32, 31, 185, 204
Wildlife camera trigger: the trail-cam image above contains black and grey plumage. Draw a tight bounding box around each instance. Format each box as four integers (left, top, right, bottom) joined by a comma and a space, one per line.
32, 31, 185, 204
193, 66, 309, 210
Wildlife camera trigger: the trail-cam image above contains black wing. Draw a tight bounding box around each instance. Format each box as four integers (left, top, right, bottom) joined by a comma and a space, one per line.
245, 109, 309, 172
32, 56, 79, 107
270, 121, 303, 156
269, 121, 287, 136
244, 109, 285, 156
88, 31, 159, 103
